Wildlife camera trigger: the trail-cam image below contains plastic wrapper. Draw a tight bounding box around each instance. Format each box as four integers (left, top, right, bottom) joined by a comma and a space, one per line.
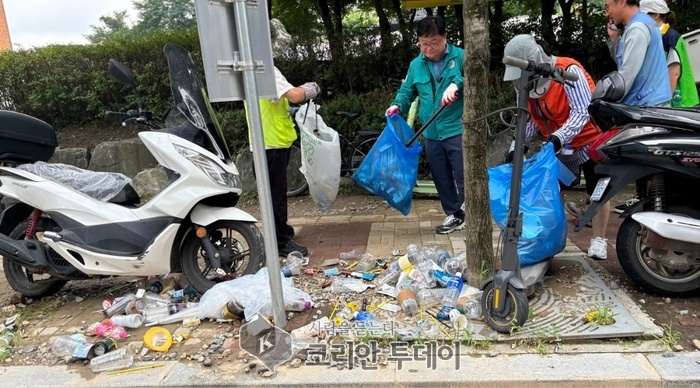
352, 115, 423, 215
295, 103, 341, 212
487, 143, 575, 266
17, 161, 131, 201
197, 267, 311, 321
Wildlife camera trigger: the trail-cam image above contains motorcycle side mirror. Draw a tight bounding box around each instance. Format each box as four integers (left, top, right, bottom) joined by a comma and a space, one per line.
592, 71, 625, 101
108, 59, 137, 87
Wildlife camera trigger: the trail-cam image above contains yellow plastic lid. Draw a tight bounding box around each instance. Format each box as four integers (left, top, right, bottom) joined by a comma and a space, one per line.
143, 327, 173, 352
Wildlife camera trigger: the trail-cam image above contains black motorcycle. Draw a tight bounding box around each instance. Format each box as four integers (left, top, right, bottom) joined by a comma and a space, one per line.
577, 72, 700, 296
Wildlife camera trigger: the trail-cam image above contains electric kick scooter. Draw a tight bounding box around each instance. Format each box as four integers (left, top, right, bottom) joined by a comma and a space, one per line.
480, 56, 579, 333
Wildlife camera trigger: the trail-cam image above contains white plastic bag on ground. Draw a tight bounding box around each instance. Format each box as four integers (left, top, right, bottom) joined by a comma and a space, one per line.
197, 267, 311, 321
294, 103, 341, 212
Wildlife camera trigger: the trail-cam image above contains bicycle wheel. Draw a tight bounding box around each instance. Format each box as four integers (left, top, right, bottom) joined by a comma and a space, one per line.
287, 142, 308, 197
348, 135, 379, 175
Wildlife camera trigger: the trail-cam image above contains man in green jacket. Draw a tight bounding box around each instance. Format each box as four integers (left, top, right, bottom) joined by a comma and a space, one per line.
386, 15, 465, 234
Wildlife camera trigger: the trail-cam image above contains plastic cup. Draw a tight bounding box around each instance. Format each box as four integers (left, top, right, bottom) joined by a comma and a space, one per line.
448, 308, 468, 331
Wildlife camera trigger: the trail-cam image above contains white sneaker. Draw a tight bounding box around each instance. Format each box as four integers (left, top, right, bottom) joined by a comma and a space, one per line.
587, 237, 608, 260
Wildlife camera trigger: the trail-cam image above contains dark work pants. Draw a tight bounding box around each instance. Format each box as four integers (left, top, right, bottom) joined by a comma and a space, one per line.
424, 134, 465, 220
257, 148, 294, 247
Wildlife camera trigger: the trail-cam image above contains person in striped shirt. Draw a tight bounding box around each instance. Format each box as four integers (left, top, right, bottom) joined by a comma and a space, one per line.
503, 34, 612, 260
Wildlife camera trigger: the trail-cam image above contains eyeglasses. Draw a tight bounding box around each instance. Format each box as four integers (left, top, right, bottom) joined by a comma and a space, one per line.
417, 39, 444, 49
604, 0, 618, 11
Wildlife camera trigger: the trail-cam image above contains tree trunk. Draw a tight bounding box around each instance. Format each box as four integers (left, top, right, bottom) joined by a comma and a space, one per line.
390, 0, 405, 26
317, 0, 344, 60
462, 0, 493, 286
372, 0, 392, 44
540, 0, 557, 46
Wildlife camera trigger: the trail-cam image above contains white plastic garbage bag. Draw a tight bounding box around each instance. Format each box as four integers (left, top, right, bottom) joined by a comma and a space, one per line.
197, 267, 311, 321
295, 103, 341, 212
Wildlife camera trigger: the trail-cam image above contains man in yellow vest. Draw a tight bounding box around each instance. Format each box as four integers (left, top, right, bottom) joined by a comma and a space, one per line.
246, 19, 320, 256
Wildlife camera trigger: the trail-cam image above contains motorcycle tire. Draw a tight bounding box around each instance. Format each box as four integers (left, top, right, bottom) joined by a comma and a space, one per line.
180, 220, 265, 295
3, 219, 67, 298
617, 205, 700, 296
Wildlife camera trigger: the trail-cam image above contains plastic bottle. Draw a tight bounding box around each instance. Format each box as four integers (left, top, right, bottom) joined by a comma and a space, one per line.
375, 262, 401, 287
459, 298, 483, 320
436, 250, 451, 269
339, 248, 362, 260
441, 272, 464, 309
89, 347, 134, 373
672, 88, 682, 108
416, 287, 444, 308
281, 251, 304, 277
396, 281, 419, 316
103, 293, 136, 317
444, 251, 467, 275
108, 314, 144, 329
354, 253, 376, 272
421, 246, 439, 264
51, 334, 94, 359
432, 269, 453, 287
407, 245, 435, 288
285, 300, 312, 312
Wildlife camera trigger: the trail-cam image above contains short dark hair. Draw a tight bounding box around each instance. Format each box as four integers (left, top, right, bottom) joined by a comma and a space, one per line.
417, 16, 446, 38
625, 0, 640, 6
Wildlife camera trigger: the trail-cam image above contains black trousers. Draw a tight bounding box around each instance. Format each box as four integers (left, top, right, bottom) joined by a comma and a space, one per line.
263, 148, 294, 246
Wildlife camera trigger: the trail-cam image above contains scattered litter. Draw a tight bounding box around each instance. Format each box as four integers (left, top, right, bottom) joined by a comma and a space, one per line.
143, 327, 172, 352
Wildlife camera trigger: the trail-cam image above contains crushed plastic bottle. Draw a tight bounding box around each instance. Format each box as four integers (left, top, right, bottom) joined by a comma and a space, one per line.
443, 251, 466, 276
375, 262, 401, 287
89, 347, 134, 373
335, 300, 360, 323
416, 287, 445, 308
354, 253, 376, 272
339, 248, 362, 260
330, 277, 370, 293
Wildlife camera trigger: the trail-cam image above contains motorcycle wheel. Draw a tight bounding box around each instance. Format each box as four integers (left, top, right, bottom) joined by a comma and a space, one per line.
180, 221, 265, 295
481, 281, 529, 333
617, 205, 700, 296
3, 220, 67, 298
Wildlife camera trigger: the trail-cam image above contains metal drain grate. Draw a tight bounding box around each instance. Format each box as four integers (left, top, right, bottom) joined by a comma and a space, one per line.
425, 256, 644, 342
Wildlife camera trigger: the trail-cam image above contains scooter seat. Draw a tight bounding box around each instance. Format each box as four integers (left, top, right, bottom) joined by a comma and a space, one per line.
591, 101, 700, 131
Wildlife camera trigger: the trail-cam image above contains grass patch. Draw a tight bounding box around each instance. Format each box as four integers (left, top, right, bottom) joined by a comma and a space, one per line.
654, 322, 681, 351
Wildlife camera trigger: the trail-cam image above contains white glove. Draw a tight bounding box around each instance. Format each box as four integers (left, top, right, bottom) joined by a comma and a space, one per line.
300, 82, 320, 101
441, 83, 459, 106
386, 105, 400, 116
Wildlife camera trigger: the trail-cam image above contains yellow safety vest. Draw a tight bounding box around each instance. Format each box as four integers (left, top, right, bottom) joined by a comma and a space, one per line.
246, 97, 297, 149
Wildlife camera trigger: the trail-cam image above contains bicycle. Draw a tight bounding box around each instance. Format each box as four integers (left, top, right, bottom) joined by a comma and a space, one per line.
287, 108, 380, 197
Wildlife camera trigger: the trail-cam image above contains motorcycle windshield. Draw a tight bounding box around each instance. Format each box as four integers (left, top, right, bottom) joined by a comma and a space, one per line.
163, 43, 231, 161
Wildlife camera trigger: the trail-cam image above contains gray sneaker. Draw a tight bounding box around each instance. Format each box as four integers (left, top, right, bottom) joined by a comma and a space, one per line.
436, 215, 465, 234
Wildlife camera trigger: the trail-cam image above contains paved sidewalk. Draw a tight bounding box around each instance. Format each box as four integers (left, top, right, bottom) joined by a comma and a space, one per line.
2, 196, 700, 386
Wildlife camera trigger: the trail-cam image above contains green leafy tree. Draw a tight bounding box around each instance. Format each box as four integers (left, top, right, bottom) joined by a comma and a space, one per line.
85, 11, 132, 44
132, 0, 196, 32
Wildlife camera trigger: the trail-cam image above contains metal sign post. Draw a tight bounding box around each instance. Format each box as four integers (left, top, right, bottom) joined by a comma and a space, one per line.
194, 0, 286, 328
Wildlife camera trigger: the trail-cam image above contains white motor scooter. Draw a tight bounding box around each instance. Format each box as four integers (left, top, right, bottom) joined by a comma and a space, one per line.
0, 44, 264, 297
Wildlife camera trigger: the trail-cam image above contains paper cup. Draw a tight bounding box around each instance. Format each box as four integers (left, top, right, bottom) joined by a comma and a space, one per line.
448, 308, 468, 331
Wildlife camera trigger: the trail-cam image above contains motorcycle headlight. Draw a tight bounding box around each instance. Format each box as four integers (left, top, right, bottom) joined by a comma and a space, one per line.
174, 144, 241, 189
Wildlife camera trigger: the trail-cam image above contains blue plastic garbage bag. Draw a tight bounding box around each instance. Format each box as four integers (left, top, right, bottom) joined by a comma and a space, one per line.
352, 115, 423, 215
487, 143, 576, 267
